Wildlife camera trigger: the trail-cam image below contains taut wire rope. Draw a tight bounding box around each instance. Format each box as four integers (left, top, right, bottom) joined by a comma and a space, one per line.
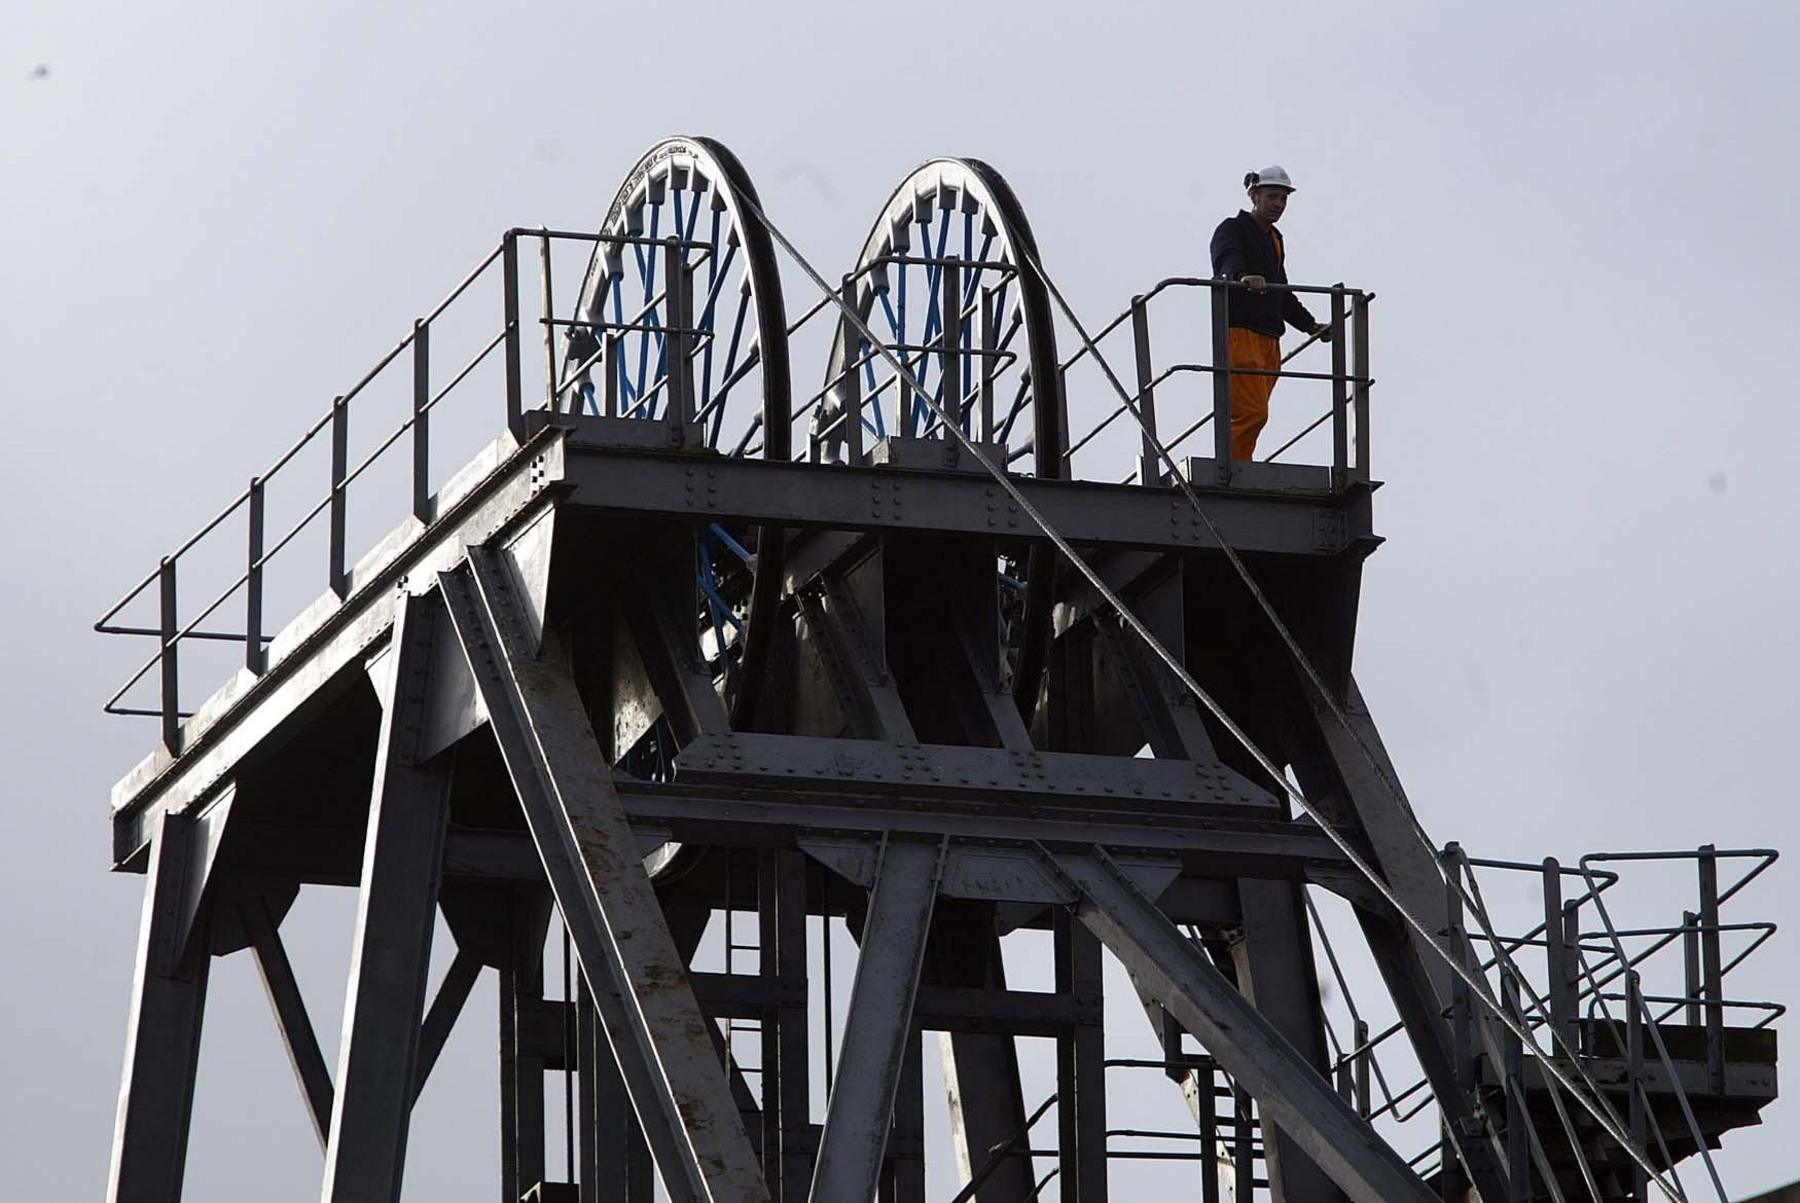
729, 188, 1685, 1201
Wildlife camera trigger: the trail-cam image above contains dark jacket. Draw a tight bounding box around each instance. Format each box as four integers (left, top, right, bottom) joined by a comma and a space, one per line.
1208, 211, 1318, 338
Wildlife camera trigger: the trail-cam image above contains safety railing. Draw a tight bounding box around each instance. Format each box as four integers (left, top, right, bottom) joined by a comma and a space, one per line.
1059, 277, 1374, 489
1312, 845, 1779, 1201
942, 1061, 1270, 1203
95, 228, 714, 750
797, 255, 1028, 467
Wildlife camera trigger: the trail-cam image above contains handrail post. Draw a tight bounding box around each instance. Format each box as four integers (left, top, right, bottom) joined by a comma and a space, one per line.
664, 238, 693, 441
978, 286, 997, 444
1352, 290, 1372, 481
158, 557, 179, 754
1353, 1018, 1370, 1118
413, 319, 430, 523
1682, 908, 1702, 1026
328, 394, 348, 599
1698, 844, 1725, 1093
502, 231, 524, 439
1130, 295, 1161, 486
1210, 280, 1232, 485
1544, 858, 1577, 1045
1330, 288, 1349, 490
246, 479, 264, 675
940, 256, 962, 437
840, 276, 863, 465
539, 229, 557, 414
1197, 1061, 1219, 1203
1627, 971, 1647, 1203
603, 333, 621, 417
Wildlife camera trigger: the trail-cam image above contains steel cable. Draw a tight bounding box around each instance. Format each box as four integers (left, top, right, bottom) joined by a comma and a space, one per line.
1008, 243, 1693, 1201
730, 190, 1686, 1202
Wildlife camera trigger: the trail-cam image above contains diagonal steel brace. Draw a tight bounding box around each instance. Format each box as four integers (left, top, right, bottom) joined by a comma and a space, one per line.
440, 547, 769, 1203
1041, 844, 1438, 1203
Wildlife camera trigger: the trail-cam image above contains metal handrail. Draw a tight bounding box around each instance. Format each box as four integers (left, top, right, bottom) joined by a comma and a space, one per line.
1058, 276, 1372, 374
1313, 843, 1777, 1197
97, 227, 724, 739
1056, 274, 1375, 490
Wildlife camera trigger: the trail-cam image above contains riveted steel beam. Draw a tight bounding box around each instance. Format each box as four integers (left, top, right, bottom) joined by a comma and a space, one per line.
1048, 846, 1437, 1203
321, 590, 454, 1203
106, 810, 212, 1203
441, 546, 769, 1203
560, 432, 1372, 558
808, 836, 947, 1203
241, 892, 334, 1149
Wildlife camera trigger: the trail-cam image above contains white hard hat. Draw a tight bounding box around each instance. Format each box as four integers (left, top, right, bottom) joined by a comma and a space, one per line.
1245, 165, 1295, 192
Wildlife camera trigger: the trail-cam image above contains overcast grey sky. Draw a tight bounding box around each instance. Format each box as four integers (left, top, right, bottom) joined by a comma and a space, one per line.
6, 1, 1799, 1198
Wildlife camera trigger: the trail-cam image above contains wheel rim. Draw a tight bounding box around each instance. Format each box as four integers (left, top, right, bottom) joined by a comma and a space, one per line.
567, 136, 791, 729
812, 158, 1062, 717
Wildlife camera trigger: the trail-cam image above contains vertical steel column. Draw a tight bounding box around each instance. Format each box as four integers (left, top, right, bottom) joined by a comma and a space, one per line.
1232, 1086, 1254, 1202
978, 287, 996, 443
1230, 877, 1341, 1203
503, 232, 524, 438
540, 230, 558, 414
1070, 922, 1107, 1203
1441, 845, 1476, 1203
328, 394, 349, 599
941, 257, 962, 433
840, 277, 864, 467
1054, 909, 1079, 1201
890, 1032, 927, 1203
321, 592, 453, 1203
577, 982, 598, 1203
106, 811, 211, 1203
1196, 1062, 1220, 1203
1627, 972, 1647, 1203
1697, 845, 1725, 1094
1543, 858, 1577, 1046
930, 905, 1032, 1203
1351, 292, 1371, 481
1130, 296, 1161, 487
1330, 290, 1349, 489
159, 558, 179, 753
771, 850, 812, 1201
246, 480, 265, 674
413, 320, 431, 523
501, 887, 551, 1203
1210, 282, 1232, 484
580, 977, 653, 1203
757, 853, 783, 1193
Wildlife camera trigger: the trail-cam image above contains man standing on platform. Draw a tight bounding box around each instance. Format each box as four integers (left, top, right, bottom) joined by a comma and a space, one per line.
1209, 165, 1333, 460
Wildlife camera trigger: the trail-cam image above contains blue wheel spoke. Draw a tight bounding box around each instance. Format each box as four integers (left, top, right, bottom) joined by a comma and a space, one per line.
721, 288, 750, 386
697, 241, 738, 411
997, 374, 1031, 443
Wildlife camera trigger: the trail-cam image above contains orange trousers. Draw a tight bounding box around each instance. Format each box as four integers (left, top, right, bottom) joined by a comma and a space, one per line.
1226, 327, 1282, 461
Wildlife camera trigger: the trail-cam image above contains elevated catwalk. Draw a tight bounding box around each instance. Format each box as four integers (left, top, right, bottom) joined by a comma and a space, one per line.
99, 138, 1777, 1203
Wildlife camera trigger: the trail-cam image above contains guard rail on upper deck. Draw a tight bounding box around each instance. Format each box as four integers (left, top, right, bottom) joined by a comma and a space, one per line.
93, 225, 1375, 757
